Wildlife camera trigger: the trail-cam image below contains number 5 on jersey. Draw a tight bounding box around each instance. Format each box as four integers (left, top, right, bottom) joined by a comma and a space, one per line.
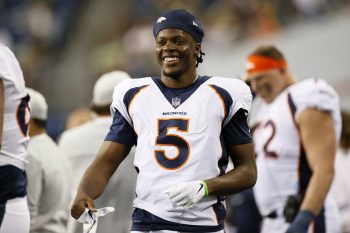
154, 119, 190, 170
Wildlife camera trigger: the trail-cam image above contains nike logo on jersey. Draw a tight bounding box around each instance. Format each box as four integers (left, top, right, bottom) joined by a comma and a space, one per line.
197, 183, 204, 194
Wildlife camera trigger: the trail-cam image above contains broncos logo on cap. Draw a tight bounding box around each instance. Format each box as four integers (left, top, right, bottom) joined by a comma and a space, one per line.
157, 17, 167, 23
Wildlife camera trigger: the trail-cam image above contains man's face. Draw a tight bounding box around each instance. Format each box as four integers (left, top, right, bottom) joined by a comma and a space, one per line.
155, 29, 200, 79
247, 68, 285, 103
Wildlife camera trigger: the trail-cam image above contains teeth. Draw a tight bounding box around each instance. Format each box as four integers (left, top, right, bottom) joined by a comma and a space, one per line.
164, 57, 178, 62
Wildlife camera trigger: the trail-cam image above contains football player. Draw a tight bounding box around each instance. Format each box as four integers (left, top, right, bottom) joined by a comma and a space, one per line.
0, 43, 30, 233
70, 9, 257, 233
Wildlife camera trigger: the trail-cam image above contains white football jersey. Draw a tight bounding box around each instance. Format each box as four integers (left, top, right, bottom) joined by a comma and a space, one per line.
108, 76, 252, 226
252, 78, 341, 216
0, 43, 30, 169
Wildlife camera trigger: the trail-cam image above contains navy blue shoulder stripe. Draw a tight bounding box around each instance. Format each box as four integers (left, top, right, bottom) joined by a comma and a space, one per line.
123, 85, 149, 114
209, 84, 233, 120
287, 92, 297, 127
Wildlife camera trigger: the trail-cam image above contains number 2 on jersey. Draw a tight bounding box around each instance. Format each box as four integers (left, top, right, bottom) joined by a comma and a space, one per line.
252, 120, 278, 159
154, 119, 190, 170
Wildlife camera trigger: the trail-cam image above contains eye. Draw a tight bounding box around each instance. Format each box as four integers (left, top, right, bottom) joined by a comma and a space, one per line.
157, 39, 166, 46
174, 38, 184, 45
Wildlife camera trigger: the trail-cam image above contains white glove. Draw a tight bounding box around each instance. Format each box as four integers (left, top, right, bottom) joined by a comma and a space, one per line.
77, 207, 115, 233
165, 180, 208, 208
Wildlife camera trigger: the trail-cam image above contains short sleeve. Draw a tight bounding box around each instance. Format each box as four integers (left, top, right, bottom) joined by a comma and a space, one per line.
110, 79, 133, 126
224, 80, 253, 126
223, 108, 253, 146
105, 108, 136, 146
0, 44, 24, 83
294, 81, 340, 120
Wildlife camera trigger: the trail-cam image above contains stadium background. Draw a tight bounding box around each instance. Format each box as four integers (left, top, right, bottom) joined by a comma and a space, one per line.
1, 0, 350, 139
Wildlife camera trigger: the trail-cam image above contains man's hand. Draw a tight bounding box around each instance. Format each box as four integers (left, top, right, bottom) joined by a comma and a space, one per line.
165, 180, 208, 208
286, 210, 315, 233
71, 192, 97, 219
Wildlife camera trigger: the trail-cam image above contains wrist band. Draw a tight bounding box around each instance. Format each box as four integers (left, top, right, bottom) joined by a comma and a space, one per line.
201, 180, 209, 196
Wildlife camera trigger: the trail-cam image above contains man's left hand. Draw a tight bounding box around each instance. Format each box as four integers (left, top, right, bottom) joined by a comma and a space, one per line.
165, 180, 208, 208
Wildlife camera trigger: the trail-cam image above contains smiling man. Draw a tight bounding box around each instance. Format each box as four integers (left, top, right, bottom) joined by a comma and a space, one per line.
70, 9, 257, 233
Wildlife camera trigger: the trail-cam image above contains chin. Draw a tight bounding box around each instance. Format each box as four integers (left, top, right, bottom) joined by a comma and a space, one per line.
162, 69, 182, 80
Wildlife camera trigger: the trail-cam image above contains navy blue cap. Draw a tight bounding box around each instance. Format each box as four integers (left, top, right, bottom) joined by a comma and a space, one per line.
153, 9, 204, 43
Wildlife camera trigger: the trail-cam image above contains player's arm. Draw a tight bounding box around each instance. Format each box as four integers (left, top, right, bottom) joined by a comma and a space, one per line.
299, 108, 336, 214
206, 142, 257, 196
165, 108, 257, 208
0, 79, 4, 148
70, 141, 132, 219
206, 107, 257, 195
165, 143, 256, 208
286, 108, 336, 233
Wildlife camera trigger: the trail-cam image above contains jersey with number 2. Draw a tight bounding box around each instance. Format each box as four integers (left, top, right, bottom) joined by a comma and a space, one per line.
252, 78, 341, 216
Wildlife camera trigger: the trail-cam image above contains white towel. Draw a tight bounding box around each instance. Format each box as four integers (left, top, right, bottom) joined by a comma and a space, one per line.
77, 207, 115, 233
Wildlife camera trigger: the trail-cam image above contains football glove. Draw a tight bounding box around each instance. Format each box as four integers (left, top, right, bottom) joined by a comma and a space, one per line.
165, 180, 208, 208
77, 207, 115, 233
285, 210, 315, 233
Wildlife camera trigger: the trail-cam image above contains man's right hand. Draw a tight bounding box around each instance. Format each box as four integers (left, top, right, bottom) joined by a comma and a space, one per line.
70, 193, 97, 219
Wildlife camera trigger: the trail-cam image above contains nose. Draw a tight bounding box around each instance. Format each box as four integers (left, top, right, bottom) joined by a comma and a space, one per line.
163, 41, 175, 52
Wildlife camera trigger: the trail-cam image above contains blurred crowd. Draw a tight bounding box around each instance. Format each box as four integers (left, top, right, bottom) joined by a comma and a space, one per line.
0, 0, 84, 82
1, 0, 350, 137
1, 0, 350, 79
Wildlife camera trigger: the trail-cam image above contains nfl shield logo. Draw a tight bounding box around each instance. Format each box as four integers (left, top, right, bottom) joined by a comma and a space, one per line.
171, 97, 181, 108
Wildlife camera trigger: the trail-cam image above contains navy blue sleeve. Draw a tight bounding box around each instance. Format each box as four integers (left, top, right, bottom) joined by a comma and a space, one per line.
105, 108, 137, 146
223, 108, 252, 146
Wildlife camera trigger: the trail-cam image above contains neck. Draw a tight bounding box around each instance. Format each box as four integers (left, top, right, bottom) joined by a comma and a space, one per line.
29, 122, 46, 137
284, 72, 296, 87
29, 127, 45, 137
161, 71, 198, 88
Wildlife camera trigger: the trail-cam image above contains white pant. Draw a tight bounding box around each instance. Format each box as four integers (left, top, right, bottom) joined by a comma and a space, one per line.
131, 231, 225, 233
0, 196, 30, 233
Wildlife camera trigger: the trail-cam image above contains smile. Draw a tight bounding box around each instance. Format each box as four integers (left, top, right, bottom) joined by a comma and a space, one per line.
163, 56, 179, 62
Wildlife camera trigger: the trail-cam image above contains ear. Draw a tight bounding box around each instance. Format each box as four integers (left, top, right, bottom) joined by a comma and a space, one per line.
195, 43, 201, 56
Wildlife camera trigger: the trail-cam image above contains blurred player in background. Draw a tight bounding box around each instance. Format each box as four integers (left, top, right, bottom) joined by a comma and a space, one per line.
59, 70, 137, 233
0, 43, 30, 232
70, 9, 257, 233
331, 110, 350, 233
26, 88, 72, 233
245, 45, 341, 233
64, 107, 93, 130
